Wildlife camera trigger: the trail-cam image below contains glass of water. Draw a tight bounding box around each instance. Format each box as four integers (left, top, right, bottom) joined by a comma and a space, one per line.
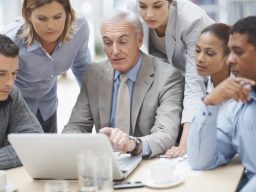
77, 151, 98, 192
44, 180, 69, 192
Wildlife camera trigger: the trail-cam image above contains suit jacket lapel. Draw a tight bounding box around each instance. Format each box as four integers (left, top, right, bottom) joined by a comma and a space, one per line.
98, 61, 114, 128
165, 0, 177, 63
131, 53, 154, 134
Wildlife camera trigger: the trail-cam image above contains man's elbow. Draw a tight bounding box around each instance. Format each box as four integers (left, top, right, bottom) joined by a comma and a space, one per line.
188, 155, 215, 170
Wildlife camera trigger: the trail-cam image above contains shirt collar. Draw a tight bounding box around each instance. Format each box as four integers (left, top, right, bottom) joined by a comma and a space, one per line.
26, 39, 62, 52
252, 85, 256, 92
114, 54, 142, 83
0, 95, 12, 109
206, 76, 214, 94
26, 40, 41, 52
250, 89, 256, 101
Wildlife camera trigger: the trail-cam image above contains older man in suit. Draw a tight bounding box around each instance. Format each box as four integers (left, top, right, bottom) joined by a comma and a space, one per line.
63, 10, 184, 157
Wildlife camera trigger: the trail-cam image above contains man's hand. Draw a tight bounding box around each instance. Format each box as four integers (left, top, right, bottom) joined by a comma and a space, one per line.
99, 127, 135, 153
204, 77, 255, 105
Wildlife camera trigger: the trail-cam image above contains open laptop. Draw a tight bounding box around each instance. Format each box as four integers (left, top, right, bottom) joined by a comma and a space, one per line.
8, 133, 142, 181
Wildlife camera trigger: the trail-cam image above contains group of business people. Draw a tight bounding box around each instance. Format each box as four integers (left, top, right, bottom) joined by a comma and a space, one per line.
0, 0, 256, 191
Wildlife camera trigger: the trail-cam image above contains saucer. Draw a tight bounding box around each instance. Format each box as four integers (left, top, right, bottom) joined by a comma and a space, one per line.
142, 175, 184, 189
4, 183, 17, 192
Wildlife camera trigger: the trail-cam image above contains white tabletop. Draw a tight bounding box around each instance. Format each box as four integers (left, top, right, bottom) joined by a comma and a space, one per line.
6, 157, 243, 192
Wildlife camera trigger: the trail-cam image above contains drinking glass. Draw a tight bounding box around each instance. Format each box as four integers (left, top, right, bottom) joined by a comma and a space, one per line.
77, 151, 98, 192
44, 180, 69, 192
95, 153, 113, 192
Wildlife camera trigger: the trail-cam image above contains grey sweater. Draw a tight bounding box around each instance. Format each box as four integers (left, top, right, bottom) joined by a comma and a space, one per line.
0, 86, 43, 169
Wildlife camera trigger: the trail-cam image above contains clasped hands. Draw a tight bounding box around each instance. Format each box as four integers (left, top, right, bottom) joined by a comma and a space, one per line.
204, 77, 255, 105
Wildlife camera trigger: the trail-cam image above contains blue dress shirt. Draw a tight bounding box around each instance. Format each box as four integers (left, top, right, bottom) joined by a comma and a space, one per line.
2, 16, 91, 121
109, 55, 151, 156
188, 91, 256, 191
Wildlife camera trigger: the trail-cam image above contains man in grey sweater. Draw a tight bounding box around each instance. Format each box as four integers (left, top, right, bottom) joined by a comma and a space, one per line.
0, 34, 43, 169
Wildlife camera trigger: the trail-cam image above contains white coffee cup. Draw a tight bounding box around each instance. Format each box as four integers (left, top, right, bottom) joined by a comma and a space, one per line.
150, 160, 176, 184
0, 170, 7, 192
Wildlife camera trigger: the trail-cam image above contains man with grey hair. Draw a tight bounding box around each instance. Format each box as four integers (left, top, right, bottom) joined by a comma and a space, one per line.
63, 10, 184, 157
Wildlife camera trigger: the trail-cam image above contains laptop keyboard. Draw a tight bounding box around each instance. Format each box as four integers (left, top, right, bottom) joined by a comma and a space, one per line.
116, 153, 142, 172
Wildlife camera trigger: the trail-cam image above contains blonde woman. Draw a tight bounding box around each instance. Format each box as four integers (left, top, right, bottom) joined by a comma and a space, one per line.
3, 0, 91, 133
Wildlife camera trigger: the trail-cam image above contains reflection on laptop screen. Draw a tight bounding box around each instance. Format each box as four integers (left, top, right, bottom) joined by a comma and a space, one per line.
8, 133, 142, 180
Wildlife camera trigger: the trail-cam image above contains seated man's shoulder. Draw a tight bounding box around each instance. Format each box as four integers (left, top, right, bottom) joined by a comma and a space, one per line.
85, 58, 112, 77
88, 58, 110, 70
2, 86, 25, 109
223, 100, 244, 115
9, 86, 22, 101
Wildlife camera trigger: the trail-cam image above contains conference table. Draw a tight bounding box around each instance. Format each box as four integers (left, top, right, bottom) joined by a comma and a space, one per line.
6, 157, 243, 192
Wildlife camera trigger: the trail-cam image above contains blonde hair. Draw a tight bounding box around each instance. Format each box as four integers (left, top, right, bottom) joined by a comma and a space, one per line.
20, 0, 76, 45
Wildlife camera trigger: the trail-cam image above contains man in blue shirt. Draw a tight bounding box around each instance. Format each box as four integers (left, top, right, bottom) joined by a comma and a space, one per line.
188, 16, 256, 191
63, 10, 184, 157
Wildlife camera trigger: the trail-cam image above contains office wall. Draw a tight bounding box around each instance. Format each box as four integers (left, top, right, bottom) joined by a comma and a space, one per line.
1, 0, 255, 50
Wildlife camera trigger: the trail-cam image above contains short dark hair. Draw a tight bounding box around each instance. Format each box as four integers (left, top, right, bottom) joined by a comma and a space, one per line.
230, 16, 256, 48
0, 34, 19, 57
201, 23, 231, 55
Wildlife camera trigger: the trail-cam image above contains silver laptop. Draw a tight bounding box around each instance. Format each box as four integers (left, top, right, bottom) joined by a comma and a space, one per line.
8, 133, 142, 181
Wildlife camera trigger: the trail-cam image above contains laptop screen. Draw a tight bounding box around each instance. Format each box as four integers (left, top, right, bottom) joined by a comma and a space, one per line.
8, 133, 141, 180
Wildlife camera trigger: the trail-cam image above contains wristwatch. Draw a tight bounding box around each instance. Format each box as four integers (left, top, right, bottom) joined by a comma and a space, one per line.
128, 136, 142, 155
